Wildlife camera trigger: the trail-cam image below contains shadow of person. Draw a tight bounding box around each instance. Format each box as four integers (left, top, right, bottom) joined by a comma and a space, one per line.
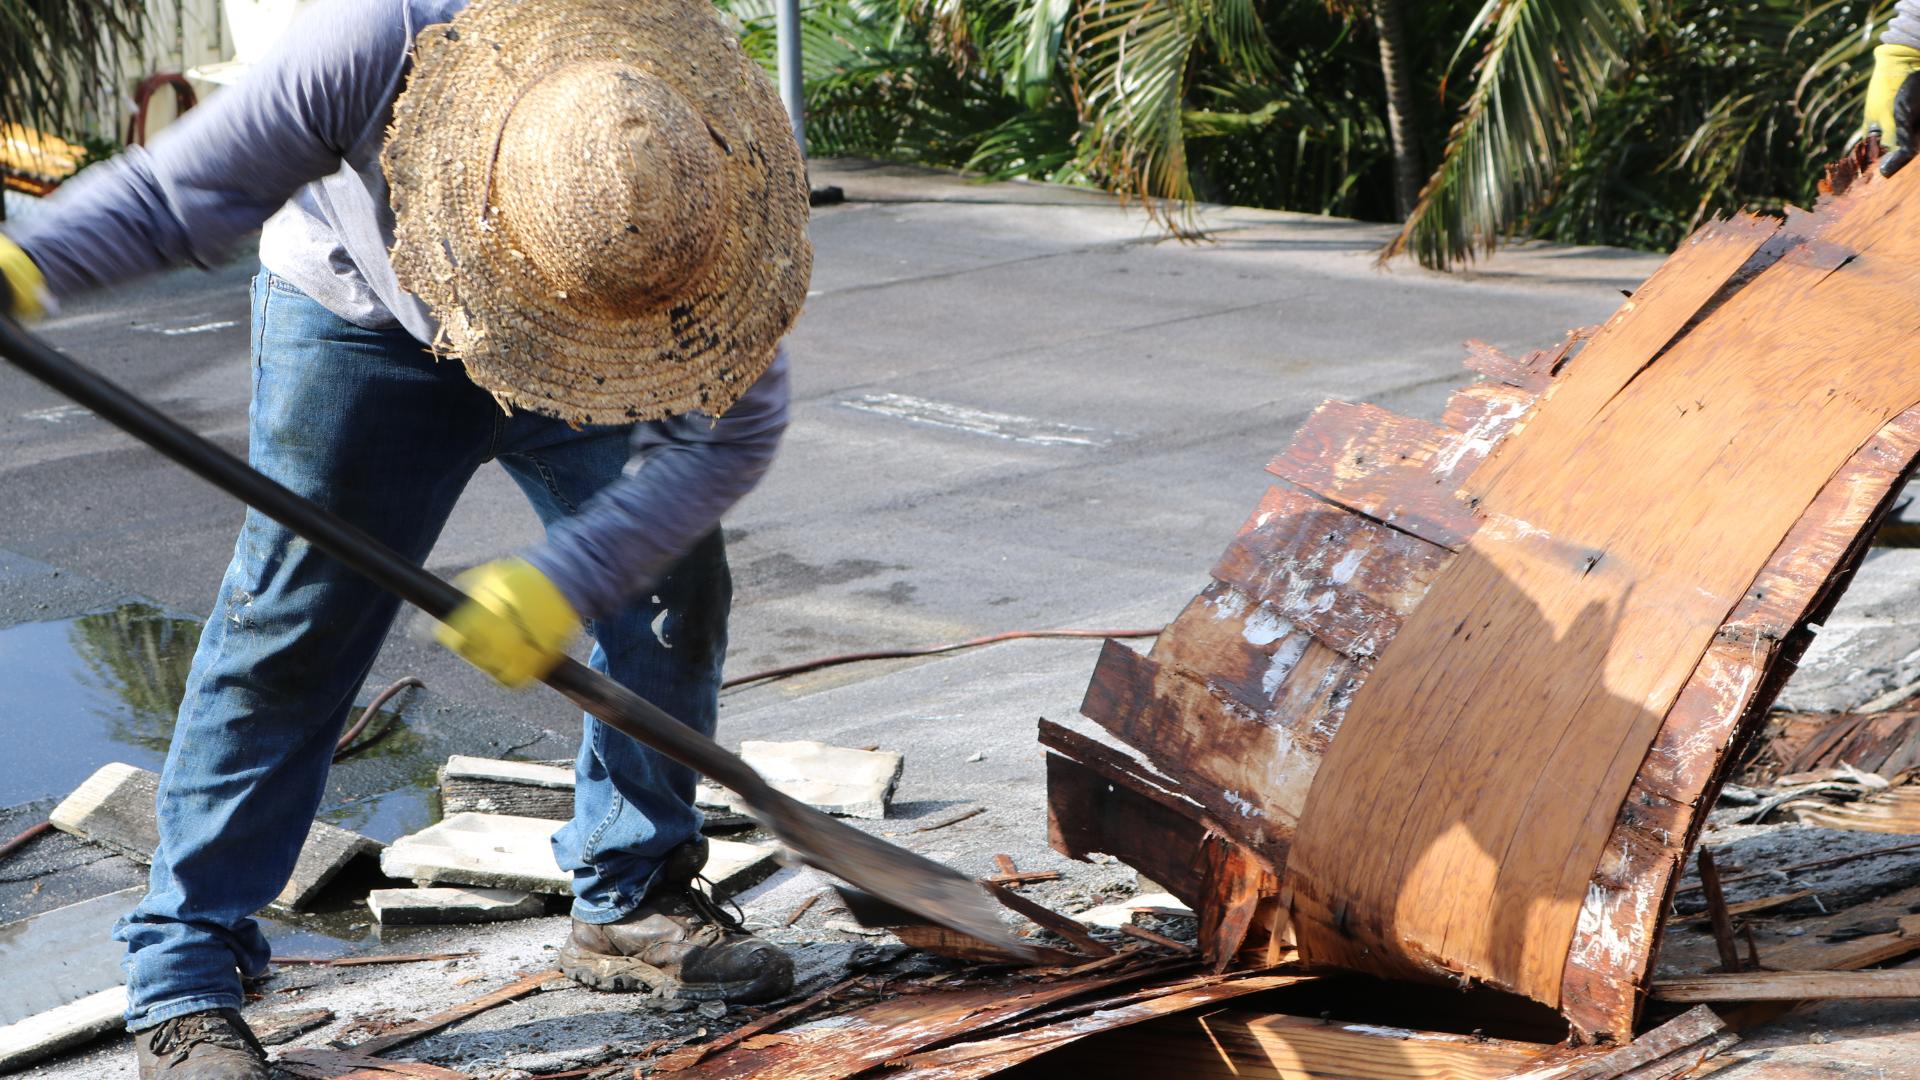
1283, 537, 1671, 1042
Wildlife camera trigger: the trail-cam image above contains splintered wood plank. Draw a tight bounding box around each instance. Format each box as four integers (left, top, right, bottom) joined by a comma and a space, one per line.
1266, 403, 1479, 550
0, 986, 129, 1075
1149, 582, 1345, 721
1559, 407, 1920, 1037
1765, 709, 1920, 778
1082, 640, 1315, 855
1763, 913, 1920, 972
1464, 212, 1783, 498
1793, 785, 1920, 832
1043, 747, 1212, 907
1285, 166, 1920, 1015
1462, 335, 1579, 394
1542, 1006, 1731, 1080
1022, 1009, 1555, 1078
1650, 970, 1920, 1003
1210, 486, 1451, 661
886, 975, 1310, 1079
677, 971, 1170, 1080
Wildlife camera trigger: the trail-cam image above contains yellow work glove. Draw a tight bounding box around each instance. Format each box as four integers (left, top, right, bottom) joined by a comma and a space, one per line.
435, 558, 581, 688
1868, 43, 1920, 145
0, 234, 50, 321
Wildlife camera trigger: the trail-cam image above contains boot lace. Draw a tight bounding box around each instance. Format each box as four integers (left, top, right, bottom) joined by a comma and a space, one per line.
147, 1012, 262, 1065
681, 872, 747, 933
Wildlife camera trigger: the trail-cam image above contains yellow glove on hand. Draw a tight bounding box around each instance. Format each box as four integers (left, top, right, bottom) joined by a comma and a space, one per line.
0, 234, 49, 321
1867, 43, 1920, 150
436, 558, 581, 688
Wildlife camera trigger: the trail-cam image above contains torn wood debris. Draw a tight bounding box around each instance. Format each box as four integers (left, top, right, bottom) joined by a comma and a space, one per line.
1041, 144, 1920, 1043
1650, 969, 1920, 1003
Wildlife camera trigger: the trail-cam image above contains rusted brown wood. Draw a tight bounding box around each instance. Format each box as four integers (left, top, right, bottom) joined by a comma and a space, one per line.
674, 969, 1177, 1079
1142, 583, 1336, 728
1199, 839, 1276, 972
1019, 1008, 1557, 1078
1081, 641, 1312, 856
1695, 849, 1741, 973
1558, 410, 1920, 1035
981, 870, 1060, 887
653, 976, 867, 1073
1767, 708, 1920, 779
1042, 749, 1211, 908
1462, 335, 1577, 394
1287, 170, 1920, 1018
1046, 152, 1920, 1046
892, 924, 1077, 967
986, 882, 1116, 959
1541, 1005, 1731, 1080
1209, 486, 1450, 661
885, 974, 1310, 1079
1266, 402, 1479, 550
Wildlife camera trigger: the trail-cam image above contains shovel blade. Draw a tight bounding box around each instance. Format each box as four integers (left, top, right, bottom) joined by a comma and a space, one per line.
748, 786, 1036, 961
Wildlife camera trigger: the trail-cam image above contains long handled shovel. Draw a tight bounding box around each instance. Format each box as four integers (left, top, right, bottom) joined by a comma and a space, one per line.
0, 313, 1031, 960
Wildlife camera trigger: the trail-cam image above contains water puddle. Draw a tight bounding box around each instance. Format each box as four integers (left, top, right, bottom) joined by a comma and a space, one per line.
0, 603, 199, 807
0, 604, 446, 844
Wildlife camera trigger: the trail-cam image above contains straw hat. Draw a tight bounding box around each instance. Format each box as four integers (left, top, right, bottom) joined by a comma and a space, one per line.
384, 0, 810, 425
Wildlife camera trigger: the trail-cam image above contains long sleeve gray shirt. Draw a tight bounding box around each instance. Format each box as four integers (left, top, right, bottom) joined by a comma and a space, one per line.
1890, 2, 1920, 49
4, 0, 789, 620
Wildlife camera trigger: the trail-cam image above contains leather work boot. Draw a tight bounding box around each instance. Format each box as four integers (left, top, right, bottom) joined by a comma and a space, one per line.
134, 1008, 269, 1079
560, 838, 793, 1003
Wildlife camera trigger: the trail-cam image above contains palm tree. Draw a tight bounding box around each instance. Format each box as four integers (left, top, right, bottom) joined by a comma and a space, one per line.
1, 0, 146, 219
1386, 0, 1891, 267
1368, 0, 1422, 219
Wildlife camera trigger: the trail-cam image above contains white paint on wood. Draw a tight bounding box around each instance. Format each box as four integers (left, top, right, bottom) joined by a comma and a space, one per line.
0, 985, 127, 1073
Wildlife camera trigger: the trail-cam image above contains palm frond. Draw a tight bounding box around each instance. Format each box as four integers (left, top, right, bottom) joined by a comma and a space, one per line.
1070, 0, 1205, 227
1, 0, 147, 142
1010, 0, 1073, 105
1386, 0, 1649, 267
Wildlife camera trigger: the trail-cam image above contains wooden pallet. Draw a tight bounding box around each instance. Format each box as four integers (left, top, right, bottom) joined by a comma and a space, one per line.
1046, 144, 1920, 1042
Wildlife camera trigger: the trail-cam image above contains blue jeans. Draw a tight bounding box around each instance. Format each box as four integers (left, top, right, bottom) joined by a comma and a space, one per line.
116, 273, 729, 1030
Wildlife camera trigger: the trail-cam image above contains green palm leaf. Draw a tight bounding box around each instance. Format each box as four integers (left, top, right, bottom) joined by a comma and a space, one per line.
1387, 0, 1648, 267
1070, 0, 1204, 226
1, 0, 147, 142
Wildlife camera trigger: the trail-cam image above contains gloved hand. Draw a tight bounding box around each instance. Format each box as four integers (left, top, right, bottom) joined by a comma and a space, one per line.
1868, 43, 1920, 175
435, 558, 581, 687
0, 234, 50, 321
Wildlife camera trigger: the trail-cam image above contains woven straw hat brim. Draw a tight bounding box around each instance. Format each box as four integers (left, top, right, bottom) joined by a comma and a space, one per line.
384, 0, 810, 425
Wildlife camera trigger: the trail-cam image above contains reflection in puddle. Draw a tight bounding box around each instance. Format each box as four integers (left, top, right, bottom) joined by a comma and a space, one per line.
320, 781, 440, 845
0, 605, 445, 844
0, 603, 198, 806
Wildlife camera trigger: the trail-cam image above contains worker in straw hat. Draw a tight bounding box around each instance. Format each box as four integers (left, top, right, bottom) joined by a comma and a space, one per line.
0, 0, 809, 1074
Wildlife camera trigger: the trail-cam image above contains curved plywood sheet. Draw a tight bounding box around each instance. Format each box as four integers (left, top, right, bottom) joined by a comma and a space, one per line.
1046, 148, 1920, 1040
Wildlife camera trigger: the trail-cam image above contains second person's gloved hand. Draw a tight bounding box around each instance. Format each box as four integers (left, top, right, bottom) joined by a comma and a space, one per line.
436, 558, 581, 687
0, 234, 50, 321
1868, 43, 1920, 175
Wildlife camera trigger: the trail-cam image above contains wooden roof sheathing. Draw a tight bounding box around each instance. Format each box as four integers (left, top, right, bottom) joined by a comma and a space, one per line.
1046, 146, 1920, 1042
